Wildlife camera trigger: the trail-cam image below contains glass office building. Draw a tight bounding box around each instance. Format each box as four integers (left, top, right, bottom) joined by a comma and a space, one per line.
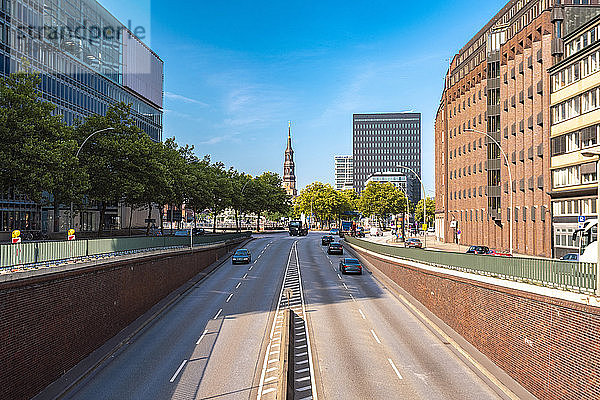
0, 0, 164, 232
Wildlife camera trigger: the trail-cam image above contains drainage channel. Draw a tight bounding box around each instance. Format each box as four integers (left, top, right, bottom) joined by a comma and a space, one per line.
257, 241, 317, 400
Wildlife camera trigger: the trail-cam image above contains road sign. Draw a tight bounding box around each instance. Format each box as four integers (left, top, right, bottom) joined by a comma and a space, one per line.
12, 230, 21, 244
68, 229, 76, 241
457, 230, 462, 235
450, 221, 457, 228
422, 224, 428, 231
579, 216, 586, 223
12, 237, 21, 244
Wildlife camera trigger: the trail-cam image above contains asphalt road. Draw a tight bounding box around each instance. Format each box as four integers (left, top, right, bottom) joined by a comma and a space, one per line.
58, 232, 505, 400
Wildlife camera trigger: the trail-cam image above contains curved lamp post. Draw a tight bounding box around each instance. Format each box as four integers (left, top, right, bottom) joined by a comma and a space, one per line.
396, 164, 428, 247
71, 128, 115, 229
581, 147, 600, 295
465, 128, 513, 255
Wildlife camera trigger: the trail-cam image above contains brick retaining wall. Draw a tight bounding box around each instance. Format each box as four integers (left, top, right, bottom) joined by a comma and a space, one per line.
0, 241, 241, 400
354, 247, 600, 400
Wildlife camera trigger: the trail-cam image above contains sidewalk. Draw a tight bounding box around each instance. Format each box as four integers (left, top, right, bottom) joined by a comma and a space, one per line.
360, 232, 543, 259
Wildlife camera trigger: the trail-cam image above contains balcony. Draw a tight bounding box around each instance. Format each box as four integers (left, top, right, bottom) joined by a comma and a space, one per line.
486, 159, 501, 170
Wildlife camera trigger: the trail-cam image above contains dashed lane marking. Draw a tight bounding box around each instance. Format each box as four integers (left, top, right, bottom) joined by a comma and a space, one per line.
359, 309, 366, 320
370, 329, 381, 344
388, 358, 403, 380
196, 330, 208, 345
169, 360, 187, 383
213, 309, 223, 319
226, 294, 233, 303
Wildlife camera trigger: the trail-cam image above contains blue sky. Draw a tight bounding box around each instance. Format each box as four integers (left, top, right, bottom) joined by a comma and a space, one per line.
100, 0, 508, 194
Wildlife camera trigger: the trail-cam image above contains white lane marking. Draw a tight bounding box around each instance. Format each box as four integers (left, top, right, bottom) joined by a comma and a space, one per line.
294, 241, 318, 400
349, 293, 355, 302
296, 386, 312, 392
226, 293, 234, 303
388, 358, 403, 380
296, 376, 311, 382
169, 360, 187, 383
243, 273, 248, 279
296, 367, 310, 373
359, 309, 366, 320
236, 282, 242, 289
249, 265, 254, 271
213, 309, 223, 319
337, 274, 342, 280
342, 283, 348, 290
196, 329, 208, 345
370, 329, 381, 344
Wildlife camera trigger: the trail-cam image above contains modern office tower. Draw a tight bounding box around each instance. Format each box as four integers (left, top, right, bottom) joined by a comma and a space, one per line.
353, 112, 421, 205
334, 155, 354, 191
434, 0, 600, 257
0, 0, 164, 234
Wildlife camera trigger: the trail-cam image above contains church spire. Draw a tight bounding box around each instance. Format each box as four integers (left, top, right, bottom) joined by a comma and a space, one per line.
283, 121, 297, 197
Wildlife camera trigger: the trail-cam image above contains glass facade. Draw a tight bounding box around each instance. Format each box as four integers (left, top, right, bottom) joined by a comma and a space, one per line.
0, 0, 163, 233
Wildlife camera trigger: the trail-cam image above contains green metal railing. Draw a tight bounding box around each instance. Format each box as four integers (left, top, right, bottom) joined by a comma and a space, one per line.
0, 232, 251, 269
345, 236, 597, 294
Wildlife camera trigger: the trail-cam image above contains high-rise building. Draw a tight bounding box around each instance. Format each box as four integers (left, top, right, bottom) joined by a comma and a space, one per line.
0, 0, 163, 234
353, 112, 421, 205
283, 123, 298, 197
334, 155, 353, 191
434, 0, 600, 257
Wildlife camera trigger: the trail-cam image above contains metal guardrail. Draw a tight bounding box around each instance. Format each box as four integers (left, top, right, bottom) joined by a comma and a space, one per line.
345, 236, 597, 294
0, 232, 251, 270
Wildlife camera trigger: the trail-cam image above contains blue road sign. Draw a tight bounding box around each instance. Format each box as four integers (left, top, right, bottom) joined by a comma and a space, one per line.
579, 216, 586, 223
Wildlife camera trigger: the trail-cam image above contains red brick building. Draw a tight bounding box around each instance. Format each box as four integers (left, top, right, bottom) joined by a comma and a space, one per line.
435, 0, 600, 257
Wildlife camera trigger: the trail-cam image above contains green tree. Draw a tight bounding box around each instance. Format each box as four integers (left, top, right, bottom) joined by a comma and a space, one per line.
0, 72, 85, 232
358, 182, 407, 228
247, 172, 290, 231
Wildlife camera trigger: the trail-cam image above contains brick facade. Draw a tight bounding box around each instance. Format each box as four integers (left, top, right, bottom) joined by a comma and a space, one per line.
354, 247, 600, 400
0, 241, 242, 400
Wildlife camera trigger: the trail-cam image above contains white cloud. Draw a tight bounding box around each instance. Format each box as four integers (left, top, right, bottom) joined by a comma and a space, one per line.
164, 92, 209, 107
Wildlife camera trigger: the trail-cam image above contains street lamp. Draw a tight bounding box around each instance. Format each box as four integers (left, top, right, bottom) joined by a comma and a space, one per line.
395, 164, 428, 247
581, 147, 600, 295
71, 127, 115, 229
465, 128, 513, 255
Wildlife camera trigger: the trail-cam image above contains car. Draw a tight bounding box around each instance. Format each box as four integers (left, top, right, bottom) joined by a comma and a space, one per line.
328, 242, 343, 255
488, 250, 513, 257
339, 258, 363, 275
405, 238, 423, 248
330, 228, 340, 236
321, 235, 334, 245
466, 245, 491, 255
561, 253, 580, 261
355, 227, 365, 238
174, 230, 190, 237
232, 249, 251, 264
192, 228, 206, 236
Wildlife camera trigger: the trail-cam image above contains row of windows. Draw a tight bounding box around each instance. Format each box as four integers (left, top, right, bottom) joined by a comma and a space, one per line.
552, 85, 600, 124
452, 205, 548, 223
565, 19, 600, 58
354, 123, 419, 130
552, 198, 597, 217
552, 163, 598, 188
551, 123, 599, 156
552, 50, 600, 93
449, 139, 484, 159
449, 90, 483, 119
449, 163, 483, 180
354, 133, 419, 141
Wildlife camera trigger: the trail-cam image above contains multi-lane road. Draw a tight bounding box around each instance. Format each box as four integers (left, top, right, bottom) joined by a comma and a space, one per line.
57, 232, 504, 400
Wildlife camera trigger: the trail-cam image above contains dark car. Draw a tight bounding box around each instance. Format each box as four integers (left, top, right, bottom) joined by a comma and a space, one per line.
405, 238, 423, 248
192, 228, 206, 236
330, 228, 340, 236
328, 242, 343, 255
232, 249, 251, 264
561, 253, 579, 261
322, 235, 334, 245
355, 227, 365, 238
339, 258, 363, 275
466, 246, 491, 255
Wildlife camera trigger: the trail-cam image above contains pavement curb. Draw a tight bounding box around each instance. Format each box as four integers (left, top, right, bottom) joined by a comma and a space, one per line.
34, 237, 254, 400
343, 241, 538, 400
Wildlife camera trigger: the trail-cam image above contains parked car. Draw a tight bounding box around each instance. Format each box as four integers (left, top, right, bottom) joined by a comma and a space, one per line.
321, 235, 334, 245
330, 228, 340, 236
405, 238, 423, 248
192, 228, 206, 236
328, 242, 344, 255
466, 246, 491, 255
232, 249, 251, 264
561, 253, 580, 261
339, 258, 363, 275
488, 250, 513, 257
174, 230, 190, 237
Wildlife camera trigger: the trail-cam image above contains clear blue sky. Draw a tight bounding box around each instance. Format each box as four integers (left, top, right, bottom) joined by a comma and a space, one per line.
100, 0, 508, 194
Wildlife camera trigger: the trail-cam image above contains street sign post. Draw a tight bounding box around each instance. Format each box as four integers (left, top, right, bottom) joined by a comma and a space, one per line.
12, 230, 21, 244
68, 229, 76, 241
578, 216, 586, 230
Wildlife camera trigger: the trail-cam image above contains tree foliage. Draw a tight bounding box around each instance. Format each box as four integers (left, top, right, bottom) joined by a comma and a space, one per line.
415, 198, 435, 226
